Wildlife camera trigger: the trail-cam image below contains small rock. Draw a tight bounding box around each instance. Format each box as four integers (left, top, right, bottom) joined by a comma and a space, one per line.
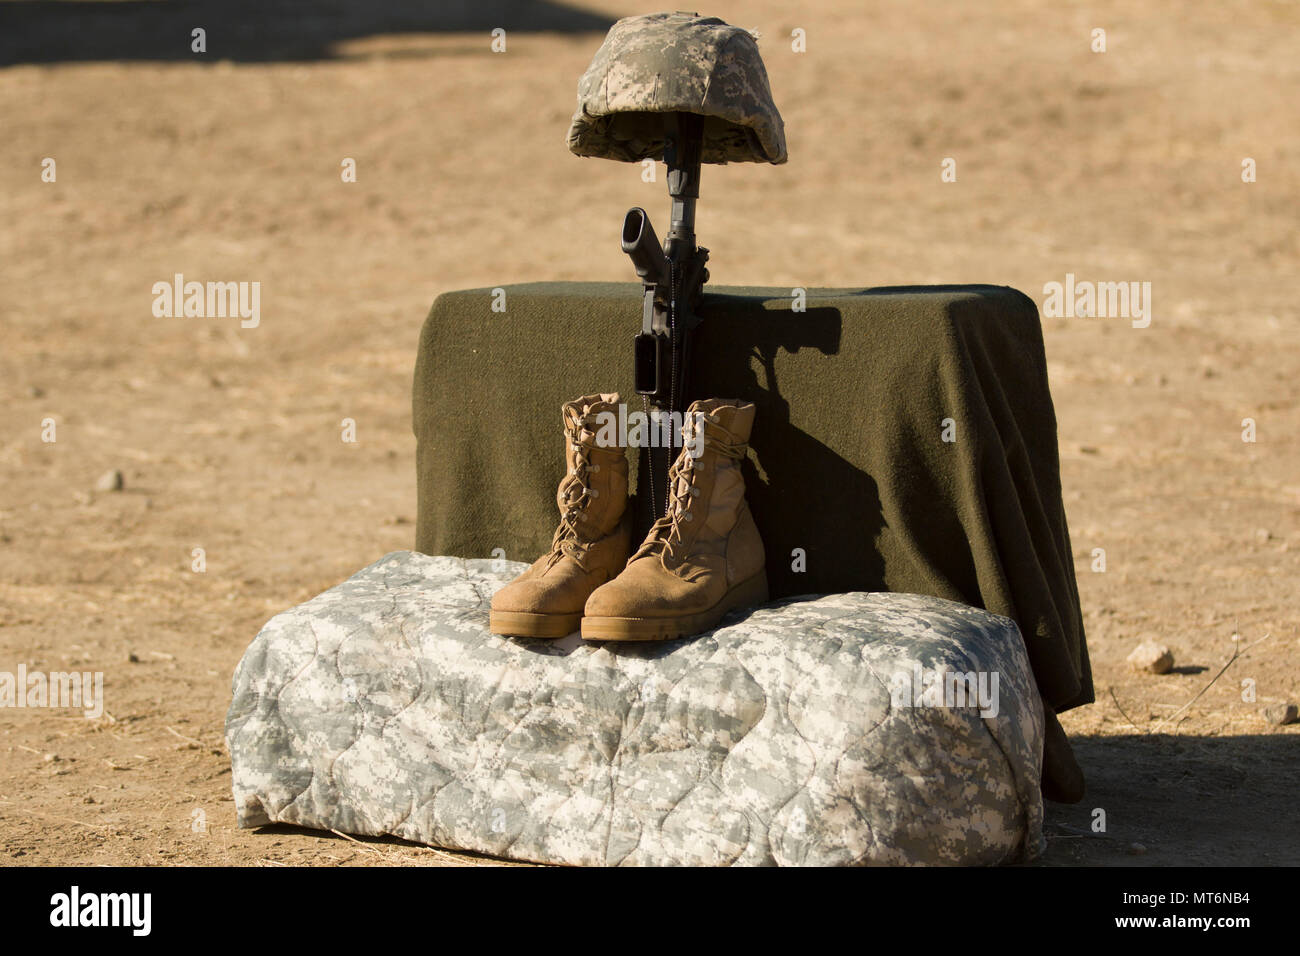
127, 652, 141, 663
1127, 842, 1147, 856
95, 469, 125, 492
27, 385, 44, 398
1126, 640, 1174, 674
1255, 528, 1271, 542
43, 753, 59, 763
1263, 702, 1298, 726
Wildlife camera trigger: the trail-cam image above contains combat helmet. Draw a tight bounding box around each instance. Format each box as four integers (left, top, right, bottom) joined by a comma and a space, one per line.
566, 12, 786, 527
566, 11, 787, 165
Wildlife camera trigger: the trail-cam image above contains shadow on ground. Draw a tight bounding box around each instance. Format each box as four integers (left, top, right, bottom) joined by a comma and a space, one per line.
0, 0, 614, 66
1037, 734, 1298, 866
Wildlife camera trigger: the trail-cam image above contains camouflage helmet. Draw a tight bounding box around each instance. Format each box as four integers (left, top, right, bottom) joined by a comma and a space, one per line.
566, 12, 787, 165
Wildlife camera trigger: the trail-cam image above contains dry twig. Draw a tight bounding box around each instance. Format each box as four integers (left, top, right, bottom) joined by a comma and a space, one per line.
1155, 632, 1271, 731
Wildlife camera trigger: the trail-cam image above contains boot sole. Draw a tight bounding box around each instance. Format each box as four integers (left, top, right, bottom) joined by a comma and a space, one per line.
580, 572, 769, 642
489, 610, 582, 639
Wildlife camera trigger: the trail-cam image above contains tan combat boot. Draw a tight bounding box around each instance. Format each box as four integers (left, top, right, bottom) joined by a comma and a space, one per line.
582, 399, 768, 641
490, 393, 631, 638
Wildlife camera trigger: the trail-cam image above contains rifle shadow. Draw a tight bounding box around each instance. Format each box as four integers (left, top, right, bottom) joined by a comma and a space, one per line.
691, 297, 886, 601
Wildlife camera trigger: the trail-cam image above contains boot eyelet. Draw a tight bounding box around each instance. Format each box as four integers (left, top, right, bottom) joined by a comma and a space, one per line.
591, 464, 600, 472
690, 488, 700, 497
682, 513, 693, 522
589, 488, 599, 498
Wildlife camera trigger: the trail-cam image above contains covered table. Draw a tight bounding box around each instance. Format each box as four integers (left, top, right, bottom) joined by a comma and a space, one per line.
413, 282, 1093, 725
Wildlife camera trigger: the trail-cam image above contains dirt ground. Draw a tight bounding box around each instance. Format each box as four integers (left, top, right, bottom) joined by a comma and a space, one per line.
1, 0, 1296, 867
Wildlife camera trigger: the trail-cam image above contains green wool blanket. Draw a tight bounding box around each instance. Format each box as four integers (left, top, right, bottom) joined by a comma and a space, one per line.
412, 282, 1093, 713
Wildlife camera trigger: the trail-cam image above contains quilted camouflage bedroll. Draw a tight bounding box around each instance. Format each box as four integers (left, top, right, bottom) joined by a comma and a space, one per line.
226, 552, 1045, 866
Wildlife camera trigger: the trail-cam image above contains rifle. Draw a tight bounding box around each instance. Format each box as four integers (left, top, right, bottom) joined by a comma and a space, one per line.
621, 111, 711, 519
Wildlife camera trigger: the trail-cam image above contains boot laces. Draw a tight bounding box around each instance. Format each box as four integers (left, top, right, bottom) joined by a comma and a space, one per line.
635, 411, 744, 567
547, 407, 603, 570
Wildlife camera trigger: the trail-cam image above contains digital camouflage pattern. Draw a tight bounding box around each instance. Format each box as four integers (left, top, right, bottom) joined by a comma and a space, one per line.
566, 12, 787, 165
226, 551, 1045, 866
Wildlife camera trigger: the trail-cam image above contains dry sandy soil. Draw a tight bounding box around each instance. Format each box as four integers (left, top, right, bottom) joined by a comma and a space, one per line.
1, 0, 1296, 867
